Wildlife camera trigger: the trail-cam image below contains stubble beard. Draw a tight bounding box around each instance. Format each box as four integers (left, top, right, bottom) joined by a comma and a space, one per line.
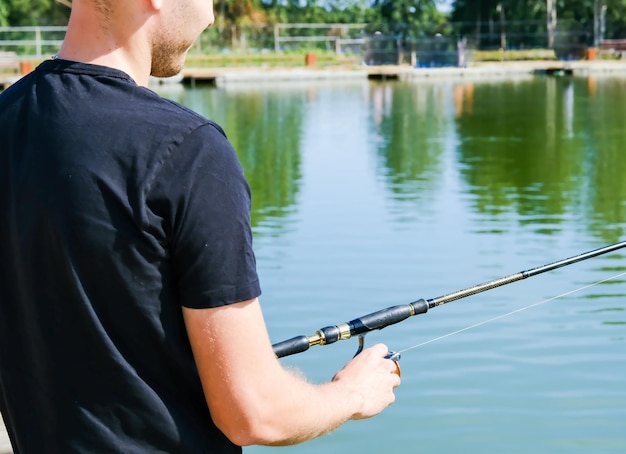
150, 38, 192, 78
149, 3, 210, 78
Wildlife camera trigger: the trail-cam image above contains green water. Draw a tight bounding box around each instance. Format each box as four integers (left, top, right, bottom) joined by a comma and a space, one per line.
159, 74, 626, 453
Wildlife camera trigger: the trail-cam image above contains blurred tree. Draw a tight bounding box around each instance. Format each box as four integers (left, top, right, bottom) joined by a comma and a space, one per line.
449, 0, 626, 46
3, 0, 69, 25
0, 2, 10, 27
371, 0, 445, 37
4, 0, 626, 47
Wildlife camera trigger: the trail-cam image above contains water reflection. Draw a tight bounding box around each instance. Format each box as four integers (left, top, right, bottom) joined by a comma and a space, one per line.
156, 77, 626, 245
581, 77, 626, 243
368, 81, 450, 220
451, 76, 626, 243
156, 75, 626, 244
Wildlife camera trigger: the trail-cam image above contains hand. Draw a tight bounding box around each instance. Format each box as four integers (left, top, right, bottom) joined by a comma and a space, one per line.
331, 343, 401, 420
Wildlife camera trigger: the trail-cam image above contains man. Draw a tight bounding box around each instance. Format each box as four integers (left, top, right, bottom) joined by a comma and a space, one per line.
0, 0, 400, 452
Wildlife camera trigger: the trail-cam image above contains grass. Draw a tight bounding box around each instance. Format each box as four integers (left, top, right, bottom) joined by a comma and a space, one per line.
471, 48, 558, 61
184, 47, 624, 69
185, 50, 361, 68
3, 48, 622, 77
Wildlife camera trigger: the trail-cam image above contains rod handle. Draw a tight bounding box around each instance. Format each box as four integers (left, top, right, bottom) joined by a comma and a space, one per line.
273, 335, 310, 358
349, 304, 417, 335
349, 299, 428, 335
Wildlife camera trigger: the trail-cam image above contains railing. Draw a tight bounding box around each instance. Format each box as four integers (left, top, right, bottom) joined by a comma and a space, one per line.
0, 21, 602, 66
0, 26, 66, 59
0, 23, 384, 58
273, 23, 367, 53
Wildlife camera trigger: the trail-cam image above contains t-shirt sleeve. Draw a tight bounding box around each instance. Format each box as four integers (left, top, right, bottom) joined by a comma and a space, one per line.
148, 122, 261, 309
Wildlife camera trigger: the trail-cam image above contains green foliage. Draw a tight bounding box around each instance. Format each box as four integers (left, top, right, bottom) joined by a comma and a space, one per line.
369, 0, 446, 37
3, 0, 69, 26
4, 0, 626, 43
451, 0, 626, 43
0, 2, 10, 27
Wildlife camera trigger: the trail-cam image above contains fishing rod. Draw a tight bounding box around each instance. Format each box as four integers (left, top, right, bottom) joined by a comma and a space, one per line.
272, 240, 626, 359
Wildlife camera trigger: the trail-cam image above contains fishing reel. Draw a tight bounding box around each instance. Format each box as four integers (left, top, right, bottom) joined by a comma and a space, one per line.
355, 334, 401, 377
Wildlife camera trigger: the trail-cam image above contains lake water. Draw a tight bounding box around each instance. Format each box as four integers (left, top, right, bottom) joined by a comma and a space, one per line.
158, 73, 626, 454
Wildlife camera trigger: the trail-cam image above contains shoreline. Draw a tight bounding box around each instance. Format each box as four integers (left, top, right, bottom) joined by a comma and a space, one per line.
174, 59, 626, 86
3, 60, 626, 90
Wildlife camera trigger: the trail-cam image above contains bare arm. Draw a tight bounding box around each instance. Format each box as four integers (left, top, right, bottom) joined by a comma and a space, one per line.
182, 298, 400, 447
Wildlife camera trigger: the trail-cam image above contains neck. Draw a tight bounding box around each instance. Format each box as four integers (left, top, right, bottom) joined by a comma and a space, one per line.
56, 1, 152, 86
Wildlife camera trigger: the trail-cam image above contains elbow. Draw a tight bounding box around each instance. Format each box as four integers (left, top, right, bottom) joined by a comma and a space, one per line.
219, 427, 280, 448
212, 404, 296, 447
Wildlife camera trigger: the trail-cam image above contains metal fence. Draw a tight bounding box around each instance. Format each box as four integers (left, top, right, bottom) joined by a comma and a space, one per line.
187, 22, 370, 56
0, 21, 601, 65
197, 20, 596, 65
272, 23, 367, 53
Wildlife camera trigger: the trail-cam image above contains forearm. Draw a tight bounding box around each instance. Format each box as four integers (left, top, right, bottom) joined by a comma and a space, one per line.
183, 299, 399, 447
233, 367, 360, 446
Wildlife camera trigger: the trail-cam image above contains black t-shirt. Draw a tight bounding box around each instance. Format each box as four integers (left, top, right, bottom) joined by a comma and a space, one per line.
0, 59, 261, 453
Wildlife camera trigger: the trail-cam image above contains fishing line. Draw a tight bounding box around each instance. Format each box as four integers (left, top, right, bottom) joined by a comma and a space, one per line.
396, 270, 626, 355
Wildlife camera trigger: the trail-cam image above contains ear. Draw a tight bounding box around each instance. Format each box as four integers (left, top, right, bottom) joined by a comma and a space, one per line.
148, 0, 164, 11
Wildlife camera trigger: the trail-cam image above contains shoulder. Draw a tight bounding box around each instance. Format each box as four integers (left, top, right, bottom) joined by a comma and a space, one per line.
129, 90, 232, 153
150, 118, 245, 197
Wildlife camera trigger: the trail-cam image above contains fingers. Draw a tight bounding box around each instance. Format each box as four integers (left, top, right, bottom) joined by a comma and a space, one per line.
368, 343, 390, 357
334, 343, 402, 385
334, 343, 401, 419
356, 344, 402, 390
392, 360, 401, 378
367, 343, 402, 377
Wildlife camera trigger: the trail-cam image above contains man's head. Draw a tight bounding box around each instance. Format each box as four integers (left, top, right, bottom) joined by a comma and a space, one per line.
60, 0, 214, 83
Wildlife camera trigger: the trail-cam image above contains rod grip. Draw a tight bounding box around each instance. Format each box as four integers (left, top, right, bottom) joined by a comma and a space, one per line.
273, 335, 311, 358
349, 304, 414, 335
